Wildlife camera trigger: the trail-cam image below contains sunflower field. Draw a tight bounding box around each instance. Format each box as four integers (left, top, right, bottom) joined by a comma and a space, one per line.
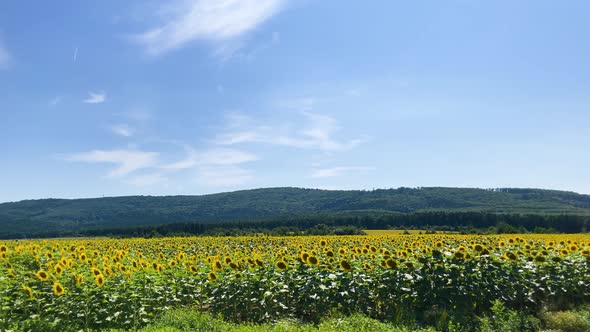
1, 233, 590, 331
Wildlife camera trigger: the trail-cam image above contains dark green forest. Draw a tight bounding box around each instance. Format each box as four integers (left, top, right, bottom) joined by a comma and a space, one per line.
1, 187, 590, 238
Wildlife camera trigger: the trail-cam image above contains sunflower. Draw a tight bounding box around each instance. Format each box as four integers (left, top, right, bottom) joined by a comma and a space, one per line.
22, 285, 34, 299
276, 260, 288, 270
301, 252, 310, 263
212, 261, 223, 271
207, 272, 217, 281
53, 282, 65, 296
504, 252, 518, 261
91, 267, 101, 277
94, 274, 105, 287
307, 255, 319, 266
75, 274, 84, 287
0, 244, 7, 253
385, 259, 398, 269
36, 270, 49, 282
54, 264, 64, 275
339, 260, 353, 272
190, 265, 199, 274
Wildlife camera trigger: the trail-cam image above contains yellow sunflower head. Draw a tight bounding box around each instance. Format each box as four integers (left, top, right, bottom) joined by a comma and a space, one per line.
36, 270, 49, 282
94, 274, 105, 287
339, 260, 353, 272
22, 285, 34, 299
53, 282, 65, 296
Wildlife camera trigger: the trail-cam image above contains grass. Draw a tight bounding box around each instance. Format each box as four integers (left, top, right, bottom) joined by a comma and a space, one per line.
122, 309, 435, 332
112, 304, 590, 332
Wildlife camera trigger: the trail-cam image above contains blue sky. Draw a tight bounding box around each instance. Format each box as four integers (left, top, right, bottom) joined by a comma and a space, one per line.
1, 0, 589, 202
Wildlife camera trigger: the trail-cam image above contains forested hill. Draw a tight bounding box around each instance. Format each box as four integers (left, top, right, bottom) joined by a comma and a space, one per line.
1, 187, 590, 237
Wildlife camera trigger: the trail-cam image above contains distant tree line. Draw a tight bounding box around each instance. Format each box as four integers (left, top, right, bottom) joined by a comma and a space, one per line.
1, 211, 588, 239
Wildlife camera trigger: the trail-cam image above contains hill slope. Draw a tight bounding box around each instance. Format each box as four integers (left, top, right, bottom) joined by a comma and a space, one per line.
1, 187, 590, 236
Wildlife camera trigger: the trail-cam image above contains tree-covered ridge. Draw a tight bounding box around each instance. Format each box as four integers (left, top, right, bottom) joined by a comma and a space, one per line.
1, 187, 590, 237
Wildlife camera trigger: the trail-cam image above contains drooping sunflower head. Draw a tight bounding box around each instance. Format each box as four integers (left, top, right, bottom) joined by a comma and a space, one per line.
504, 251, 518, 261
534, 254, 546, 263
22, 285, 34, 299
385, 259, 398, 269
307, 255, 319, 266
300, 252, 310, 263
339, 260, 353, 272
213, 261, 223, 271
207, 272, 217, 281
76, 274, 84, 287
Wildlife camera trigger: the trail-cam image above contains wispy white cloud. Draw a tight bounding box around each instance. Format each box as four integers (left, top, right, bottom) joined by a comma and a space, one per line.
278, 97, 315, 111
126, 173, 167, 186
161, 146, 258, 170
0, 37, 11, 69
83, 92, 107, 104
215, 111, 366, 152
66, 149, 159, 177
197, 165, 253, 186
49, 96, 62, 106
73, 47, 78, 62
111, 124, 135, 137
311, 166, 375, 178
133, 0, 286, 56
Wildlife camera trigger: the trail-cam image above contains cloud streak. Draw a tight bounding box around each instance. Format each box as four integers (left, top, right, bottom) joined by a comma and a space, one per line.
311, 166, 375, 178
133, 0, 286, 56
161, 146, 258, 170
83, 92, 107, 104
66, 149, 159, 177
215, 111, 366, 152
111, 124, 135, 137
49, 96, 62, 106
82, 92, 107, 104
0, 37, 11, 69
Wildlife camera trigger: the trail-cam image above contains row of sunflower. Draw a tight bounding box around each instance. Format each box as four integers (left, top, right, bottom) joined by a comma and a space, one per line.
1, 233, 590, 330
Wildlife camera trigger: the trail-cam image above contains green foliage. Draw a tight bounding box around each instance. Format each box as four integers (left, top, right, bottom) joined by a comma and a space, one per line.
542, 307, 590, 332
2, 187, 590, 238
133, 309, 435, 332
478, 300, 540, 332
